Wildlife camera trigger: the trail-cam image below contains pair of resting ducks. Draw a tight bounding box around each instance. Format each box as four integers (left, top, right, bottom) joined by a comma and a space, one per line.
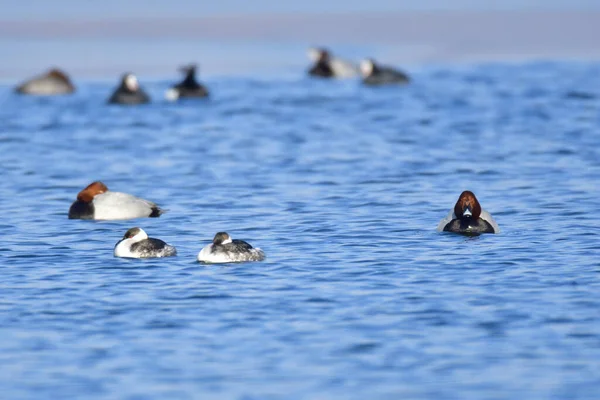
15, 65, 208, 104
114, 228, 266, 263
68, 181, 500, 261
307, 47, 410, 85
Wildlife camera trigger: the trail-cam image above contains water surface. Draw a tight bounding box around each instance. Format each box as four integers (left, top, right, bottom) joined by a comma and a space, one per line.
0, 61, 599, 399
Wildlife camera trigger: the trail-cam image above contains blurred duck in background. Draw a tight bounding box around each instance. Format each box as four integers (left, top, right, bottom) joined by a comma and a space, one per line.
165, 64, 209, 101
360, 58, 410, 85
108, 73, 150, 105
15, 68, 75, 95
307, 47, 359, 78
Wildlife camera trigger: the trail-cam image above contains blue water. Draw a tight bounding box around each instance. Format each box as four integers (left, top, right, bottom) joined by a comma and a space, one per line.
1, 61, 600, 399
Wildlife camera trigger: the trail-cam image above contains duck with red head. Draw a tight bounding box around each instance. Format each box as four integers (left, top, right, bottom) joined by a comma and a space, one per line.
15, 68, 75, 95
307, 47, 359, 79
68, 181, 163, 220
436, 191, 500, 235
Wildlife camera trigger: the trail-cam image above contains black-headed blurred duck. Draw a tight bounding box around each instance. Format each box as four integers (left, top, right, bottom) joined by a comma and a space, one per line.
165, 64, 209, 101
360, 58, 410, 86
108, 73, 150, 105
307, 47, 359, 79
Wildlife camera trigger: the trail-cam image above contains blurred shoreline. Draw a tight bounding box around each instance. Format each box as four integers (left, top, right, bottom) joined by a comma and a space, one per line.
1, 10, 599, 79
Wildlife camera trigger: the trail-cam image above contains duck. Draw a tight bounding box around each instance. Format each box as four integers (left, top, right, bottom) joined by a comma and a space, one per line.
15, 68, 75, 95
68, 181, 163, 220
165, 64, 209, 100
307, 47, 359, 79
114, 227, 176, 258
437, 191, 500, 235
197, 232, 265, 264
107, 73, 150, 105
360, 59, 410, 85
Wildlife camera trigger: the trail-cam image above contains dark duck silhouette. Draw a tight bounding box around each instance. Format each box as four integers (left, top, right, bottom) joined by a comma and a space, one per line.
107, 73, 150, 105
165, 64, 209, 100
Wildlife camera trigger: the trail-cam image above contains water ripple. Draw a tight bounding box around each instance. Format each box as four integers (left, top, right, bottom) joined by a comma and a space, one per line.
0, 61, 599, 399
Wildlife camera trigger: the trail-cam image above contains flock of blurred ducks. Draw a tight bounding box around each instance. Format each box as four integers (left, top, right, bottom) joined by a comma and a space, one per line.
13, 47, 410, 104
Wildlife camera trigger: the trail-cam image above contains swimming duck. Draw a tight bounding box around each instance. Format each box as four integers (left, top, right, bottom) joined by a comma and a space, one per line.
437, 191, 500, 235
360, 58, 410, 85
15, 68, 75, 95
307, 47, 359, 79
107, 73, 150, 105
165, 64, 209, 100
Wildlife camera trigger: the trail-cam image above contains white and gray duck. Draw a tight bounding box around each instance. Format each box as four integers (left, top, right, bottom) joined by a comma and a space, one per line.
114, 227, 177, 258
197, 232, 265, 264
360, 58, 410, 86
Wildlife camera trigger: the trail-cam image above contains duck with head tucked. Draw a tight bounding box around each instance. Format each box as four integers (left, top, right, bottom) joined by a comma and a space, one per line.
197, 232, 265, 264
437, 191, 499, 235
68, 181, 163, 220
15, 68, 75, 95
114, 227, 176, 258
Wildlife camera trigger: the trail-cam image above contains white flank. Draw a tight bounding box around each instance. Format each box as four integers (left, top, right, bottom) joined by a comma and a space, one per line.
330, 58, 360, 78
165, 88, 179, 101
360, 59, 374, 77
114, 238, 138, 258
92, 192, 157, 220
197, 244, 265, 264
